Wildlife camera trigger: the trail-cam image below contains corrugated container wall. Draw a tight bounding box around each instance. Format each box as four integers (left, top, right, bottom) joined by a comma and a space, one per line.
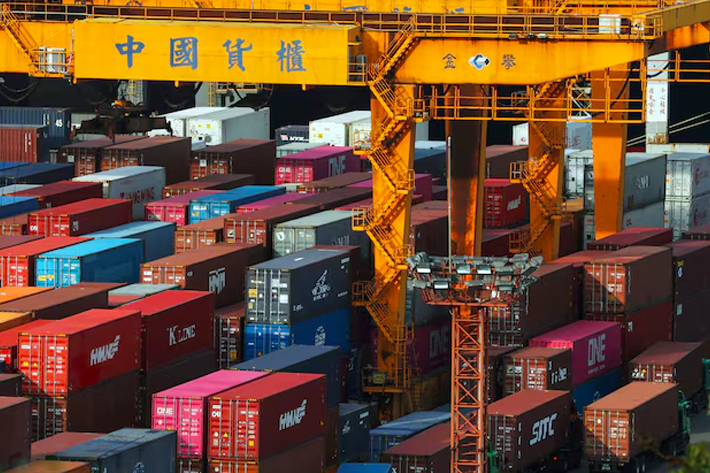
628, 341, 707, 397
191, 139, 276, 184
83, 221, 175, 262
189, 186, 285, 222
0, 196, 39, 220
188, 108, 270, 146
162, 174, 254, 198
339, 403, 371, 463
150, 107, 226, 138
145, 190, 221, 226
380, 422, 449, 473
10, 181, 103, 209
276, 142, 326, 157
58, 136, 149, 176
664, 194, 710, 238
0, 107, 71, 151
369, 412, 450, 462
275, 147, 359, 185
0, 397, 31, 470
0, 126, 47, 163
28, 199, 132, 237
101, 136, 191, 184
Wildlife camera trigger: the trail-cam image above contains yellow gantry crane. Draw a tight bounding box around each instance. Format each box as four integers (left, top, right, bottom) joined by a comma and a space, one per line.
3, 1, 710, 471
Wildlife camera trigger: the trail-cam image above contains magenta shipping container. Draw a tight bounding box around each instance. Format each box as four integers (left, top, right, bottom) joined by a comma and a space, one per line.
235, 193, 310, 214
144, 190, 221, 226
152, 370, 268, 459
275, 147, 359, 185
529, 320, 623, 387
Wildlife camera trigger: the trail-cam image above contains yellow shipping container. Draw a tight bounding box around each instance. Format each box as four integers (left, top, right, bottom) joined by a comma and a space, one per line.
0, 311, 33, 332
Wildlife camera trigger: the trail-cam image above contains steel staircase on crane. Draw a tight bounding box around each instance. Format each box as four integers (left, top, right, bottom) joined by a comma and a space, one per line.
0, 4, 38, 74
352, 21, 419, 395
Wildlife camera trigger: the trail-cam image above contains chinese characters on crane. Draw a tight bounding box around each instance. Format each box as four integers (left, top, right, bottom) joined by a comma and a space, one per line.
115, 35, 145, 69
170, 37, 199, 70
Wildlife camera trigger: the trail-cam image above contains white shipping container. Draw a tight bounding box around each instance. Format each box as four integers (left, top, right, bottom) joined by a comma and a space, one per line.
665, 152, 710, 201
188, 107, 270, 145
583, 201, 665, 247
648, 143, 710, 154
513, 121, 593, 150
664, 193, 710, 239
564, 149, 587, 197
276, 142, 328, 158
310, 111, 428, 148
415, 140, 446, 150
149, 107, 226, 138
0, 184, 41, 195
72, 166, 166, 219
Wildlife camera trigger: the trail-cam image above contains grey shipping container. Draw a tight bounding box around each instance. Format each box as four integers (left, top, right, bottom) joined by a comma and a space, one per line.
47, 428, 177, 473
231, 344, 341, 407
0, 163, 74, 187
0, 107, 71, 151
665, 152, 710, 201
276, 142, 327, 158
339, 403, 371, 463
246, 247, 352, 324
272, 210, 370, 261
664, 193, 710, 239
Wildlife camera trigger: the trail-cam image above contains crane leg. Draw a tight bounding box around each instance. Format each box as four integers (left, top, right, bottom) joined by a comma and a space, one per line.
591, 67, 629, 239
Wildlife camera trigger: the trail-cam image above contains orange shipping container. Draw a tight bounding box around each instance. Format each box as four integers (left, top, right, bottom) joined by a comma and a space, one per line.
0, 212, 32, 236
0, 287, 52, 304
174, 216, 228, 253
0, 311, 33, 332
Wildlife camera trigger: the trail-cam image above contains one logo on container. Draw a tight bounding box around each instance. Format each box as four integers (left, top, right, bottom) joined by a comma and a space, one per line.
209, 268, 226, 294
587, 333, 607, 376
90, 335, 121, 366
279, 399, 307, 431
530, 413, 557, 445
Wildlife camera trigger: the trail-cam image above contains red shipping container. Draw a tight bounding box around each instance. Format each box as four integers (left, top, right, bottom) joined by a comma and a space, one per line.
409, 208, 448, 255
192, 139, 277, 184
10, 181, 103, 209
208, 372, 326, 460
152, 370, 268, 459
665, 240, 710, 302
628, 341, 707, 398
483, 179, 527, 229
145, 190, 221, 227
503, 347, 573, 395
174, 217, 227, 253
58, 135, 148, 176
584, 246, 673, 315
0, 235, 42, 250
486, 346, 516, 403
295, 188, 372, 211
0, 373, 21, 395
411, 316, 450, 375
0, 397, 31, 470
102, 136, 191, 184
275, 147, 359, 185
529, 320, 622, 387
0, 237, 90, 287
122, 290, 215, 372
28, 199, 132, 237
0, 282, 122, 321
586, 301, 674, 363
380, 422, 450, 473
108, 294, 143, 307
674, 289, 710, 342
348, 174, 433, 201
0, 319, 54, 373
208, 436, 326, 473
162, 174, 255, 199
297, 172, 372, 194
485, 145, 529, 178
587, 227, 673, 251
216, 303, 246, 368
31, 432, 104, 461
18, 308, 141, 395
0, 125, 45, 163
30, 370, 140, 441
223, 204, 319, 248
235, 193, 311, 214
0, 212, 32, 235
141, 243, 267, 308
481, 229, 511, 257
554, 250, 613, 268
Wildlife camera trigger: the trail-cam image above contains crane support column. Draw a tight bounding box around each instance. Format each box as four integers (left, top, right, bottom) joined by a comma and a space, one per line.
591, 67, 630, 239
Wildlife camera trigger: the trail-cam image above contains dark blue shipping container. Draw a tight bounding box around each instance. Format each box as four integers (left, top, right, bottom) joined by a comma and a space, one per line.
414, 148, 447, 180
339, 403, 371, 463
275, 125, 309, 145
189, 185, 285, 222
0, 107, 71, 151
231, 344, 341, 407
344, 346, 362, 401
338, 464, 394, 473
0, 163, 74, 186
83, 221, 176, 262
0, 162, 30, 171
0, 195, 38, 219
243, 323, 290, 361
571, 367, 623, 417
35, 238, 144, 288
369, 411, 450, 462
47, 428, 177, 473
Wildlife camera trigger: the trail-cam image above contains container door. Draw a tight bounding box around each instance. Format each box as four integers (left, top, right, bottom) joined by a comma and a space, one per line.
34, 257, 56, 288
218, 315, 242, 368
19, 334, 43, 394
43, 335, 69, 395
234, 399, 260, 460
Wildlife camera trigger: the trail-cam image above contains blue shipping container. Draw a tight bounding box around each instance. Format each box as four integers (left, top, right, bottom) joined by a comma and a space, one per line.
47, 428, 177, 473
0, 162, 30, 171
0, 195, 38, 219
232, 344, 341, 407
338, 464, 394, 473
0, 163, 74, 186
189, 185, 285, 222
0, 107, 71, 154
344, 346, 362, 401
339, 403, 371, 463
35, 238, 144, 288
571, 367, 623, 417
244, 307, 352, 360
83, 221, 176, 262
369, 411, 450, 462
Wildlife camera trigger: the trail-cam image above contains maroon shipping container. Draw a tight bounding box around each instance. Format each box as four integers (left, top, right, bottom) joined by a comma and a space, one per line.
554, 250, 613, 268
335, 195, 425, 211
486, 145, 529, 178
31, 432, 104, 461
208, 372, 326, 460
216, 302, 246, 368
18, 308, 141, 395
683, 221, 710, 240
481, 229, 511, 257
674, 289, 710, 342
102, 136, 191, 184
192, 139, 276, 184
207, 436, 326, 473
409, 208, 448, 255
162, 174, 255, 199
431, 185, 447, 200
0, 212, 32, 235
0, 282, 122, 320
10, 181, 103, 209
0, 373, 21, 396
587, 227, 673, 251
223, 204, 320, 248
665, 240, 710, 302
0, 237, 91, 287
0, 235, 41, 250
487, 346, 516, 403
380, 422, 450, 473
484, 179, 527, 229
503, 347, 573, 395
30, 370, 140, 441
629, 341, 708, 398
0, 397, 31, 470
297, 172, 372, 193
586, 301, 673, 363
486, 263, 578, 346
487, 390, 572, 472
0, 125, 45, 163
58, 135, 148, 176
174, 217, 227, 253
584, 382, 679, 469
28, 199, 132, 237
275, 146, 359, 185
584, 246, 673, 315
0, 320, 54, 373
294, 188, 372, 210
141, 243, 267, 308
122, 290, 215, 372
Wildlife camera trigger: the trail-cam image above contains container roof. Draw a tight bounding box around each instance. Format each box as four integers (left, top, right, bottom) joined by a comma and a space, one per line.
232, 344, 338, 371
488, 389, 569, 416
630, 341, 702, 365
37, 238, 141, 258
212, 372, 323, 400
155, 370, 267, 398
49, 428, 175, 460
586, 381, 677, 411
250, 247, 349, 270
83, 221, 174, 238
531, 320, 620, 344
274, 209, 350, 228
382, 421, 449, 457
72, 166, 164, 181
